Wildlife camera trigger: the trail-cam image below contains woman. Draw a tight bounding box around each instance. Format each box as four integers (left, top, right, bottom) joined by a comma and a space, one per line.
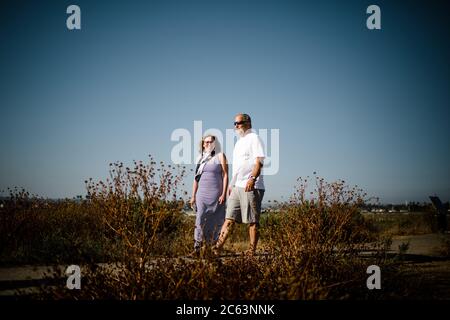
190, 135, 228, 256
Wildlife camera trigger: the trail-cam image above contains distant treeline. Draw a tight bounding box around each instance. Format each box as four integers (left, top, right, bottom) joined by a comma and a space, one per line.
361, 201, 449, 213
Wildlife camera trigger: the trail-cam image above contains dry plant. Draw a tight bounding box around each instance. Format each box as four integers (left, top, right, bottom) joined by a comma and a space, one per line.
0, 188, 108, 264
75, 156, 188, 299
37, 172, 388, 300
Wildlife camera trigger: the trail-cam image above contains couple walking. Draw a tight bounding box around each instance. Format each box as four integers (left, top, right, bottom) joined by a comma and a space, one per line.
190, 113, 265, 257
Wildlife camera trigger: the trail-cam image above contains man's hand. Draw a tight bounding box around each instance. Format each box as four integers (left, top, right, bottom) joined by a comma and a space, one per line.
245, 178, 255, 192
228, 186, 233, 196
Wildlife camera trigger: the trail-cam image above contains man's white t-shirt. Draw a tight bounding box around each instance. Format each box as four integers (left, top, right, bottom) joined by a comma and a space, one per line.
231, 129, 265, 190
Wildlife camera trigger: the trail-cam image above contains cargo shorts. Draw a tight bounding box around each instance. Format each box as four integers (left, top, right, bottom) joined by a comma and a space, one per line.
225, 187, 265, 225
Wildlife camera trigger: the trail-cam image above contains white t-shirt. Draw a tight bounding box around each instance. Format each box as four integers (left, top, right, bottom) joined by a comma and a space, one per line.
231, 129, 265, 189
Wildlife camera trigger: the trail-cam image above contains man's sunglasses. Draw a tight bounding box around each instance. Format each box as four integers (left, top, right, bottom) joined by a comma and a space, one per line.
234, 121, 247, 126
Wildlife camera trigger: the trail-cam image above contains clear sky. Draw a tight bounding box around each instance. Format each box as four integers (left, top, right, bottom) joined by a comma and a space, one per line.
1, 0, 449, 204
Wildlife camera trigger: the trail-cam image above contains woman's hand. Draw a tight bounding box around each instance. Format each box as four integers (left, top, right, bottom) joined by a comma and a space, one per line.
218, 194, 226, 205
190, 196, 196, 209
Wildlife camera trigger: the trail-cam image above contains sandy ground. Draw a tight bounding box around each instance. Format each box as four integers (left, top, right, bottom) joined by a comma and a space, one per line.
389, 233, 448, 256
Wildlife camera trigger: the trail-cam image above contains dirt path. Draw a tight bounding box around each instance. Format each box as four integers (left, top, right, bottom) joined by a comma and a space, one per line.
389, 233, 447, 256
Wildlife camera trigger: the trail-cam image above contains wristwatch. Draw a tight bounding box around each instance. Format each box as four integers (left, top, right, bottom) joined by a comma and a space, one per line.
249, 175, 257, 182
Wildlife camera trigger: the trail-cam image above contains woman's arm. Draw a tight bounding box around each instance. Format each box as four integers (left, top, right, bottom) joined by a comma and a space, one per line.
219, 153, 228, 204
190, 179, 198, 209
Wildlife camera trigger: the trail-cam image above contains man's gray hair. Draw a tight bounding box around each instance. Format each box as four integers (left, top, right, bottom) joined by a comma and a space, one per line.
237, 113, 252, 126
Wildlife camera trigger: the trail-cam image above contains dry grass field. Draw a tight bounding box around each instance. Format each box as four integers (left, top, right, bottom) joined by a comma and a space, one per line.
1, 158, 449, 299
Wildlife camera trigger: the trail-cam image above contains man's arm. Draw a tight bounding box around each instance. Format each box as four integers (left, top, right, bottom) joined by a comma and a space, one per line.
245, 157, 263, 192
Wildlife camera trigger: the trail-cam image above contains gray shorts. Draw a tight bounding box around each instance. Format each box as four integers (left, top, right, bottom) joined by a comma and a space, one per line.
225, 187, 265, 225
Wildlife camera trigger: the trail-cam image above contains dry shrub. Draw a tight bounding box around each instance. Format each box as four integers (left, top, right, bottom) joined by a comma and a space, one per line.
259, 175, 378, 299
272, 176, 375, 251
85, 156, 188, 258
38, 173, 385, 300
0, 188, 38, 260
0, 188, 109, 264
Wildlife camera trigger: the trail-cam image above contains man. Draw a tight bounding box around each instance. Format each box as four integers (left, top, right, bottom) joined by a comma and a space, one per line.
214, 113, 265, 256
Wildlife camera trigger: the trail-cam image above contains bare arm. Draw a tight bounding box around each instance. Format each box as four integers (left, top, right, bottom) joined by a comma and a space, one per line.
190, 179, 198, 208
219, 153, 228, 204
245, 157, 263, 192
251, 157, 263, 179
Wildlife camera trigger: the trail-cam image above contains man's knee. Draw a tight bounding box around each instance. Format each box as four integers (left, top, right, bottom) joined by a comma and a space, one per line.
224, 219, 235, 230
248, 222, 258, 229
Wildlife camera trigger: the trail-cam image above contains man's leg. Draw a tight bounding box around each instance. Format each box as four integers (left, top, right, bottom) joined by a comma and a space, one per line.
215, 187, 240, 254
246, 189, 264, 256
248, 223, 258, 255
214, 218, 234, 251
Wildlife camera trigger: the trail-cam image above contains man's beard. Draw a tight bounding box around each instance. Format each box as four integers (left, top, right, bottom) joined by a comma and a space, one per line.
235, 128, 245, 137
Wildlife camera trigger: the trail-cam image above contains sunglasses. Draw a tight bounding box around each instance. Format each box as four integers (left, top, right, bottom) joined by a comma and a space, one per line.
234, 121, 247, 126
204, 141, 214, 144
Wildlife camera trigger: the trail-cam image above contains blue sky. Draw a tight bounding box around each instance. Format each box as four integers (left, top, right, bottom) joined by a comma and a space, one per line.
1, 0, 449, 204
